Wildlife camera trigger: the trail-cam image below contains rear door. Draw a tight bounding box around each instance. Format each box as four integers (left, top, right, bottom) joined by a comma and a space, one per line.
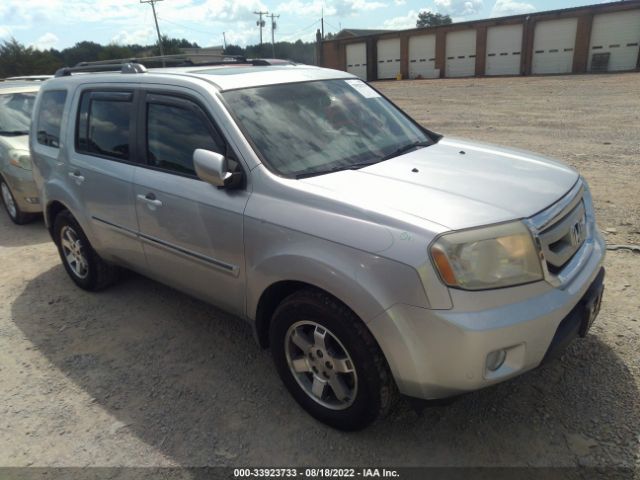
132, 89, 249, 316
69, 87, 145, 270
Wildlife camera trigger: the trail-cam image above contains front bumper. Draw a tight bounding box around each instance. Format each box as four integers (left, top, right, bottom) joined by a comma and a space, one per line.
2, 165, 41, 213
368, 231, 606, 400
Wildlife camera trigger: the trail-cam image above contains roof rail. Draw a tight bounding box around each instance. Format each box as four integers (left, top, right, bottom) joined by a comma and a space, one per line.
70, 54, 247, 68
53, 56, 297, 78
54, 62, 147, 77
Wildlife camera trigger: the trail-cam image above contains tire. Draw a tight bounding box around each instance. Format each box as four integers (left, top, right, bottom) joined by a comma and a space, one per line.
1, 179, 35, 225
270, 288, 397, 430
53, 210, 119, 291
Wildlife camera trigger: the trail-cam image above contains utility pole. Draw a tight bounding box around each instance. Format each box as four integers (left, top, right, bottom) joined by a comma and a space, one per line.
321, 7, 324, 40
254, 11, 269, 45
222, 32, 227, 50
267, 13, 279, 58
140, 0, 166, 67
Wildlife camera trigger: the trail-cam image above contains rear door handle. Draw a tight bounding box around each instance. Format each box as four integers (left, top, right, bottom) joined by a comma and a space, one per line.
137, 193, 163, 208
68, 170, 85, 184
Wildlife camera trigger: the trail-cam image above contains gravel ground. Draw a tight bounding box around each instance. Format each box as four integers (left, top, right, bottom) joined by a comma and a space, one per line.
0, 73, 638, 470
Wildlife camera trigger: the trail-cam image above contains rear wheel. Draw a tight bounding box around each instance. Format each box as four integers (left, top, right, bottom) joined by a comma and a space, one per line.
1, 179, 34, 225
270, 289, 396, 430
53, 210, 119, 291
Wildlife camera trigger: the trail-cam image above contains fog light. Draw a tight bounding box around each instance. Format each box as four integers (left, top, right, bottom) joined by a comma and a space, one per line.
486, 349, 507, 372
25, 197, 39, 204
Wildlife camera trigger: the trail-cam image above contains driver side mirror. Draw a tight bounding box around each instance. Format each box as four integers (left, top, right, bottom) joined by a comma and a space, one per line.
193, 149, 242, 189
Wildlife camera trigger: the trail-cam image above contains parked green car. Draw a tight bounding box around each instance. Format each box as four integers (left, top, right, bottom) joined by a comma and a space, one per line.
0, 81, 43, 224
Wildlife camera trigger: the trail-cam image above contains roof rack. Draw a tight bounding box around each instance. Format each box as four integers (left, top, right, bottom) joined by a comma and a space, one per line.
53, 54, 297, 77
54, 62, 147, 77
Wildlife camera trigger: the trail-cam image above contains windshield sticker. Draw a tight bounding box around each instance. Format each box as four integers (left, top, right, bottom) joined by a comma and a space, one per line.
345, 79, 381, 99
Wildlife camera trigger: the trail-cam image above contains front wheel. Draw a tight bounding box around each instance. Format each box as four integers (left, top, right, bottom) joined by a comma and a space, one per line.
270, 289, 396, 430
1, 179, 34, 225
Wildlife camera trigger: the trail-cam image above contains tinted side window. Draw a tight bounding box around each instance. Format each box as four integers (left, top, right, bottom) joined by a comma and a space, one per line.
147, 102, 223, 175
37, 90, 67, 148
77, 91, 132, 161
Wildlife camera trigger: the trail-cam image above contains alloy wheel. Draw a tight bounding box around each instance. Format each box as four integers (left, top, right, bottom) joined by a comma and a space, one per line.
60, 226, 89, 279
285, 320, 358, 410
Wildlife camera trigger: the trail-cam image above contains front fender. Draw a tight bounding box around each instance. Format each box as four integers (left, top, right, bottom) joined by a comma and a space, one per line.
245, 217, 429, 324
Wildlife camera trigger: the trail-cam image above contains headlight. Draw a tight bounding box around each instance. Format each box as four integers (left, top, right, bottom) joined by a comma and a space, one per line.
430, 221, 543, 290
8, 149, 32, 171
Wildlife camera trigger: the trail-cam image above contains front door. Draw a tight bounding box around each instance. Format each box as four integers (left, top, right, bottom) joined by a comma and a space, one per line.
132, 91, 249, 316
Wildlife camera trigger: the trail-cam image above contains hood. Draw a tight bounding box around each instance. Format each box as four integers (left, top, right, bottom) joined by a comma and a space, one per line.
299, 137, 579, 230
0, 134, 29, 152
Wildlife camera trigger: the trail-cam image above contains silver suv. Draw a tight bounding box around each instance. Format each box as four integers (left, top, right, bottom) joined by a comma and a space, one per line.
30, 62, 605, 430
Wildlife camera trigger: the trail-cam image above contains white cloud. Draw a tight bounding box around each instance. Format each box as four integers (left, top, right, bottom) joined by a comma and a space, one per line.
434, 0, 483, 17
4, 0, 376, 47
32, 32, 59, 50
278, 0, 386, 17
394, 0, 406, 5
490, 0, 535, 16
111, 28, 156, 46
381, 9, 430, 30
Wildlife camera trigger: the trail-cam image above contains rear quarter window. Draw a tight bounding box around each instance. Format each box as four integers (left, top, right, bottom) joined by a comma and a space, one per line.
36, 90, 67, 148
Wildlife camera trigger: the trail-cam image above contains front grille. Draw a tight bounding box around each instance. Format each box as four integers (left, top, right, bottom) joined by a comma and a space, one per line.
537, 195, 587, 274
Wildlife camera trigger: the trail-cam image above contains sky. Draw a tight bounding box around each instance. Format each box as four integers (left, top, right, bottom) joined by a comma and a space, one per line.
0, 0, 605, 50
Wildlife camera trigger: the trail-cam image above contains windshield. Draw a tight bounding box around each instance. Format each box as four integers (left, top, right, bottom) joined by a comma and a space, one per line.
0, 91, 37, 134
223, 79, 434, 177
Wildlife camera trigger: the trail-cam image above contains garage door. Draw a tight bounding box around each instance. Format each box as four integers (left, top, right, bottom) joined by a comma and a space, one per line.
377, 38, 401, 79
408, 34, 438, 79
486, 24, 523, 76
588, 10, 640, 72
531, 18, 578, 74
446, 30, 476, 77
346, 42, 367, 80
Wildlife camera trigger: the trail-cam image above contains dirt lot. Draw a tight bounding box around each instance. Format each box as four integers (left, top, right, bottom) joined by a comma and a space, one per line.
0, 73, 639, 470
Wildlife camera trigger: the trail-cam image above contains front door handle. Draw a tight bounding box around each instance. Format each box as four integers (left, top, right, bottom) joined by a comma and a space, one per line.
137, 193, 163, 209
68, 170, 85, 184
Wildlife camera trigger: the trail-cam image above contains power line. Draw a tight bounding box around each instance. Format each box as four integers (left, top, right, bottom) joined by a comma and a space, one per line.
324, 19, 340, 32
279, 19, 320, 40
254, 11, 269, 45
140, 0, 165, 67
157, 16, 219, 36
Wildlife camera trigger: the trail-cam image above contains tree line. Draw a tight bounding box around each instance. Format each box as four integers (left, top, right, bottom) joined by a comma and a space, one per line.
223, 40, 316, 65
0, 36, 201, 77
0, 36, 318, 77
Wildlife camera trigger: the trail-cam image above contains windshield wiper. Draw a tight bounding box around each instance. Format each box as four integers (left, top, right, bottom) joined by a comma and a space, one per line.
0, 130, 29, 136
295, 160, 382, 179
380, 140, 431, 161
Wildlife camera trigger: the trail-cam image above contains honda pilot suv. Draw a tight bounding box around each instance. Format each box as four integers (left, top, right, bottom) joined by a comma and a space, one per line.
30, 62, 605, 430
